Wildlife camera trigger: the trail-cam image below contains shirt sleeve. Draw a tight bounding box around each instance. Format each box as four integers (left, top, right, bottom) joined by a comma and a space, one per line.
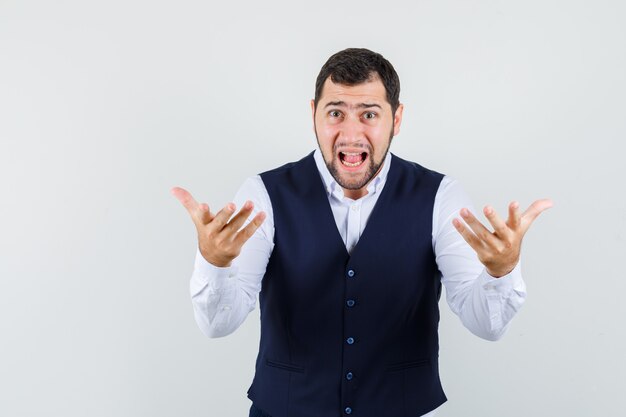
189, 175, 274, 338
432, 176, 527, 341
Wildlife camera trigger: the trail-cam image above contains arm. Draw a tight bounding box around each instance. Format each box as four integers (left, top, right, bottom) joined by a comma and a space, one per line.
173, 176, 274, 338
433, 177, 534, 341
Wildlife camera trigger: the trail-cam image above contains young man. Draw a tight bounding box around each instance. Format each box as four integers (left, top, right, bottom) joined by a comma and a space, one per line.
172, 48, 551, 417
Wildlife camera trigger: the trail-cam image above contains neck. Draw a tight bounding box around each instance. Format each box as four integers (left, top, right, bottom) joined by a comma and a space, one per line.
342, 187, 368, 200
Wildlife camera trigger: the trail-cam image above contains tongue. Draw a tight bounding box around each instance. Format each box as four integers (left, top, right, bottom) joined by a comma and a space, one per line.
344, 153, 363, 163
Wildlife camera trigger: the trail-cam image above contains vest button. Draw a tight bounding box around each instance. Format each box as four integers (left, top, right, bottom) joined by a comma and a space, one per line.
345, 406, 353, 414
346, 371, 353, 380
346, 337, 355, 345
346, 299, 355, 307
347, 269, 355, 277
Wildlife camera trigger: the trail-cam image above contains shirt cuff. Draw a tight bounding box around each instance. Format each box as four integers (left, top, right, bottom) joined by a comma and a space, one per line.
193, 247, 237, 290
479, 262, 524, 294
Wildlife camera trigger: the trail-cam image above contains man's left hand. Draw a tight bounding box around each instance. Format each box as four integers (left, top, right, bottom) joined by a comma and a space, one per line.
452, 199, 553, 278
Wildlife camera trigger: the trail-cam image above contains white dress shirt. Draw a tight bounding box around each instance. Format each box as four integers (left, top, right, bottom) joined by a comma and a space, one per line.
190, 149, 526, 417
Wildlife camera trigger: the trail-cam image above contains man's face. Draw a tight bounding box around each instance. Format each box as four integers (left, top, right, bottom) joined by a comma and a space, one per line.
311, 75, 403, 199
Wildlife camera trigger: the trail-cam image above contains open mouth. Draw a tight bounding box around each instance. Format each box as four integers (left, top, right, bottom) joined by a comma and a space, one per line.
338, 151, 368, 168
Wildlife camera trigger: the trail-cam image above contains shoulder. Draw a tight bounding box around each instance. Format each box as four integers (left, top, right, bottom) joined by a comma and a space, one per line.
436, 175, 464, 196
259, 152, 320, 196
432, 175, 476, 234
234, 174, 266, 197
390, 153, 445, 186
259, 151, 315, 179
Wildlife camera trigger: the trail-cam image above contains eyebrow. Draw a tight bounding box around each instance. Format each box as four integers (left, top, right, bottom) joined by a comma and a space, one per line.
324, 101, 382, 110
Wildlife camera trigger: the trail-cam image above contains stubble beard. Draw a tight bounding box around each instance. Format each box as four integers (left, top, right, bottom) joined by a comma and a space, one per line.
315, 127, 394, 191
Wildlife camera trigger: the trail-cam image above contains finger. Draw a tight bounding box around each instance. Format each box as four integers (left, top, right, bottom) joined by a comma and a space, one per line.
521, 198, 554, 232
171, 186, 211, 226
198, 202, 214, 225
483, 205, 511, 239
233, 211, 267, 247
224, 200, 255, 233
459, 208, 500, 248
208, 202, 236, 232
507, 201, 521, 229
452, 217, 486, 253
170, 186, 199, 214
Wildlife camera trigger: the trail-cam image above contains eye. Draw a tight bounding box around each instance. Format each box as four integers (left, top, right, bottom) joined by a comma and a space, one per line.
363, 111, 377, 120
329, 110, 342, 118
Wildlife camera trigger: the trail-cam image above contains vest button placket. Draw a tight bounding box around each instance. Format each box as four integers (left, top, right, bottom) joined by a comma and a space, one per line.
343, 264, 358, 413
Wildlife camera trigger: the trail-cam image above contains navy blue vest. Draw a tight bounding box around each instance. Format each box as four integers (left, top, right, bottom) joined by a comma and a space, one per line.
247, 151, 446, 417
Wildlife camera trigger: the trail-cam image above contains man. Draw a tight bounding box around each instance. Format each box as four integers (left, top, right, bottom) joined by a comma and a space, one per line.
172, 48, 552, 417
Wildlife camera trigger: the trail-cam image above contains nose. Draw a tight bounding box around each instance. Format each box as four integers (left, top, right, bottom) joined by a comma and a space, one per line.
338, 114, 366, 144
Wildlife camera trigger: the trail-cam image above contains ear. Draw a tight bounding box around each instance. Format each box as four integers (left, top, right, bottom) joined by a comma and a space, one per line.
310, 99, 316, 134
393, 103, 404, 136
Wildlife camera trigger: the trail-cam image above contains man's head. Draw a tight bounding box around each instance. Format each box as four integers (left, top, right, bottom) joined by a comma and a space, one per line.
313, 48, 401, 117
311, 48, 404, 199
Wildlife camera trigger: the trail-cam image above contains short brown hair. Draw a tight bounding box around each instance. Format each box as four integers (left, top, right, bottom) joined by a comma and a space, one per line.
314, 48, 401, 115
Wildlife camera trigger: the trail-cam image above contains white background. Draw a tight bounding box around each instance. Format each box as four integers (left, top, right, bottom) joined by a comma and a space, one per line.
1, 0, 624, 416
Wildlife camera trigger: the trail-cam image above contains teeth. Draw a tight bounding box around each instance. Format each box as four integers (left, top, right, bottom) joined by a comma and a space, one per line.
339, 151, 366, 168
342, 160, 363, 167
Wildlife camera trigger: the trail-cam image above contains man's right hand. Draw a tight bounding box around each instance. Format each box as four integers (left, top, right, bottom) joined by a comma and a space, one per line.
171, 186, 266, 267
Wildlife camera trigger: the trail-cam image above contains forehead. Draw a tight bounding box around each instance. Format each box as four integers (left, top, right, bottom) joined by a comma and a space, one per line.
319, 76, 389, 107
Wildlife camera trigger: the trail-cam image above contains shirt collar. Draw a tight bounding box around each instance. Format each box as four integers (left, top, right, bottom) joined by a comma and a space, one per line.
313, 148, 392, 201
